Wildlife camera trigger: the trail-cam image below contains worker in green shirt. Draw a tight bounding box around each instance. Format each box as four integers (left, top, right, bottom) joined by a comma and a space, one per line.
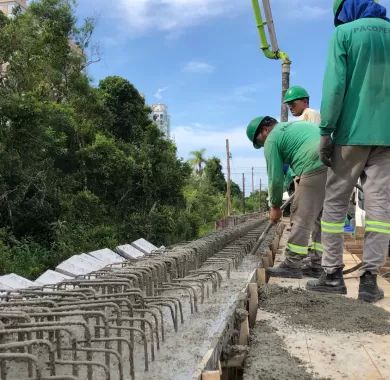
307, 0, 390, 303
246, 116, 327, 278
283, 86, 321, 221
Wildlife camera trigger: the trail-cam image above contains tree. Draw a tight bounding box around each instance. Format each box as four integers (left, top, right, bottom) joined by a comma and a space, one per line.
98, 76, 152, 143
245, 190, 269, 213
0, 0, 194, 278
204, 157, 226, 193
230, 181, 242, 197
189, 149, 206, 174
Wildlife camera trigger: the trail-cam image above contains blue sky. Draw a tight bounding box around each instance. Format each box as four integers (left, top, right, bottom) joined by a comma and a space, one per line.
75, 0, 390, 191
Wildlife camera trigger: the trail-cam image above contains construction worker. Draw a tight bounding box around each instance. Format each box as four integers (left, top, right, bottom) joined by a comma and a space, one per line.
283, 86, 321, 123
306, 0, 390, 302
246, 116, 327, 278
283, 86, 322, 264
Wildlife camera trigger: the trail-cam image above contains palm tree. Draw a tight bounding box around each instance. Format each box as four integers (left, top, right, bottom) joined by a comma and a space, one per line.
189, 149, 206, 174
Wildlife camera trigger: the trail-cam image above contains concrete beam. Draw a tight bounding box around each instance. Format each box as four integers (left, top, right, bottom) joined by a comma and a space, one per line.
34, 270, 73, 285
87, 248, 125, 265
116, 244, 145, 260
131, 238, 158, 254
0, 274, 35, 289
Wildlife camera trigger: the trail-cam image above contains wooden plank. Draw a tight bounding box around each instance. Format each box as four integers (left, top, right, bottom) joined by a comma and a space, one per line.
202, 370, 221, 380
248, 283, 258, 328
221, 353, 247, 368
238, 317, 250, 345
261, 256, 270, 271
256, 268, 266, 286
266, 248, 274, 267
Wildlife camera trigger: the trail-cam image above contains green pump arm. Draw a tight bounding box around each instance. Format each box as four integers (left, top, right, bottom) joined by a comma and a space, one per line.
251, 0, 291, 64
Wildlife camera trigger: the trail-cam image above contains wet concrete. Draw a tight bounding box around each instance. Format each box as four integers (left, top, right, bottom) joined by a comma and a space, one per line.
243, 320, 327, 380
259, 284, 390, 335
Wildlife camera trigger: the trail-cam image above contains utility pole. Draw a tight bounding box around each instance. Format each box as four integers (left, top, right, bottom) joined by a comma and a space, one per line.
251, 167, 254, 194
226, 139, 232, 216
281, 61, 291, 122
242, 173, 246, 214
259, 178, 262, 211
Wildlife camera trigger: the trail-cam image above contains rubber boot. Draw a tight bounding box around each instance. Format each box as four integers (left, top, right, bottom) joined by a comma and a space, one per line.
301, 263, 323, 279
306, 268, 347, 294
267, 260, 303, 279
358, 272, 384, 303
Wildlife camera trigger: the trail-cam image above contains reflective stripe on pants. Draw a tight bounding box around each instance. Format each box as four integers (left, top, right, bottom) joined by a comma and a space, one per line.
321, 145, 390, 274
285, 168, 327, 268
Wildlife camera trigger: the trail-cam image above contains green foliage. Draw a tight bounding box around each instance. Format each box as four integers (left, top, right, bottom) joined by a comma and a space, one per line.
244, 190, 269, 213
188, 149, 206, 174
0, 0, 254, 279
0, 0, 193, 278
204, 157, 226, 194
182, 175, 226, 236
98, 76, 152, 143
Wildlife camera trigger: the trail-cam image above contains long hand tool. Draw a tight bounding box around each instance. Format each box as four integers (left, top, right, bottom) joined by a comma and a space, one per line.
249, 191, 364, 274
250, 193, 295, 255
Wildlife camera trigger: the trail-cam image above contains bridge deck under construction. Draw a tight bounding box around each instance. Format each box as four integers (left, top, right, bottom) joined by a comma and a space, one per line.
1, 215, 389, 380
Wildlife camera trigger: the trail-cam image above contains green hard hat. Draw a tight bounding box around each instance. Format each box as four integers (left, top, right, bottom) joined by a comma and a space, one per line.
283, 86, 310, 103
246, 116, 265, 149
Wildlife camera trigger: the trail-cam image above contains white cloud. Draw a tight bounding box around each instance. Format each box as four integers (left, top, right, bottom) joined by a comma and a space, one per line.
220, 83, 266, 103
290, 5, 328, 19
172, 123, 268, 188
116, 0, 243, 34
154, 87, 168, 100
182, 61, 215, 74
274, 0, 329, 20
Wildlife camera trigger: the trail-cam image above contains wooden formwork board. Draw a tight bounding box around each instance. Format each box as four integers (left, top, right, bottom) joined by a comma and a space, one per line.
195, 268, 261, 380
195, 225, 284, 379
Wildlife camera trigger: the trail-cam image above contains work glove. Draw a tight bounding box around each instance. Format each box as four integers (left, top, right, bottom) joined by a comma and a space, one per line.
319, 135, 334, 167
270, 206, 282, 224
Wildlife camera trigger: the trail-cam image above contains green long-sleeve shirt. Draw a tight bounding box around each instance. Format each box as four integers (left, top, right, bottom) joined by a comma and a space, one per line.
264, 121, 324, 207
283, 167, 295, 191
320, 18, 390, 145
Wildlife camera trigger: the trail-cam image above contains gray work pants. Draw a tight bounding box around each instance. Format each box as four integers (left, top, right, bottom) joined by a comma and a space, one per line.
285, 168, 327, 268
321, 145, 390, 275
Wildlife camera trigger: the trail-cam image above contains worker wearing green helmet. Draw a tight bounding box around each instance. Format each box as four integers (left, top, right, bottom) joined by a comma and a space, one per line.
282, 85, 321, 235
246, 116, 327, 278
283, 86, 321, 124
307, 0, 390, 303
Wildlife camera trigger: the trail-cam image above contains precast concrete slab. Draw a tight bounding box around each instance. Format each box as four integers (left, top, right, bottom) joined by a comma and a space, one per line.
131, 238, 158, 254
79, 253, 107, 268
0, 274, 35, 289
87, 248, 125, 265
55, 254, 103, 277
116, 244, 145, 259
34, 270, 73, 285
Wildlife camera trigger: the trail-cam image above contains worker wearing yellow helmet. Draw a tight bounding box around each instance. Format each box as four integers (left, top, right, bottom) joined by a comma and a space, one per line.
307, 0, 390, 302
246, 116, 327, 279
283, 86, 321, 124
